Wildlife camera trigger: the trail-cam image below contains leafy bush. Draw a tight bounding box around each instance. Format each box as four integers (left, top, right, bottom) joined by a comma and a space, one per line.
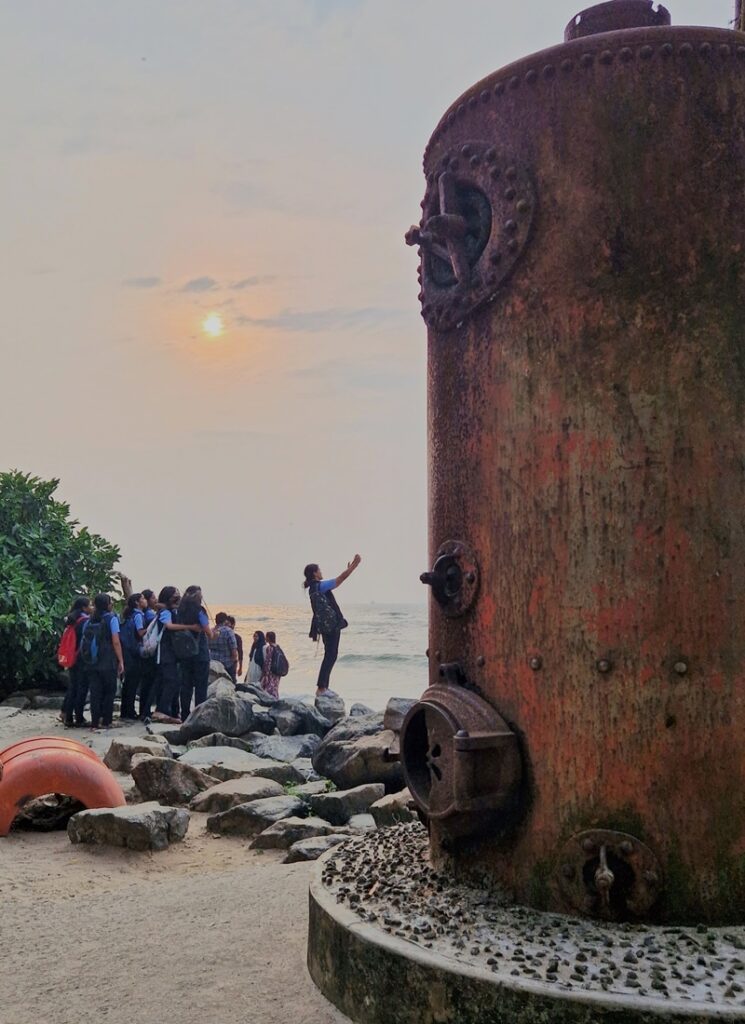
0, 471, 120, 694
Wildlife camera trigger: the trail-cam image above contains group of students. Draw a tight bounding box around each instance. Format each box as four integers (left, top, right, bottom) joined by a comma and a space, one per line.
59, 586, 278, 729
58, 553, 363, 729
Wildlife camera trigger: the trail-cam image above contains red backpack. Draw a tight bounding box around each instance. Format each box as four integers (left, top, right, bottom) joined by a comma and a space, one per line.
57, 617, 85, 669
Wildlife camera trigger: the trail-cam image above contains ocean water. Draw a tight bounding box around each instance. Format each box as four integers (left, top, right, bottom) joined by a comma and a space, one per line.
216, 603, 428, 711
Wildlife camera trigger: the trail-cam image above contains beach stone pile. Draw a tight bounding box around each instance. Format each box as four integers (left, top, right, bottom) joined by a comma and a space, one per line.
319, 822, 745, 1012
62, 691, 415, 860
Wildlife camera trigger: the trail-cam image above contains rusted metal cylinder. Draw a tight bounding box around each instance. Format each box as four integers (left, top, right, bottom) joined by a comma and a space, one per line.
403, 0, 745, 924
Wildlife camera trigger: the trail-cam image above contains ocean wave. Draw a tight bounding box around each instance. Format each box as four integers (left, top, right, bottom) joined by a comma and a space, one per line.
337, 653, 424, 665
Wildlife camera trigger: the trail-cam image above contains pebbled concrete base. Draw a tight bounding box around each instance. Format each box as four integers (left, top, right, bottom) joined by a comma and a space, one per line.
308, 828, 745, 1024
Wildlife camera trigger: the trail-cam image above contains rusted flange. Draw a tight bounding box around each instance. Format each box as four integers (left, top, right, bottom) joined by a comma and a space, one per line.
557, 829, 662, 920
420, 539, 480, 618
401, 684, 521, 839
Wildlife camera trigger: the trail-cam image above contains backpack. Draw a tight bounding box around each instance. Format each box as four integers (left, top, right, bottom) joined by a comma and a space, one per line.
139, 616, 162, 659
171, 629, 199, 661
79, 615, 113, 668
57, 621, 82, 669
310, 590, 341, 636
270, 645, 289, 677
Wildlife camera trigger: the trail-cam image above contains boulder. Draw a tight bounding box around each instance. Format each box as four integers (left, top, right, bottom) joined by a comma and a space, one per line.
103, 735, 172, 773
383, 697, 417, 732
245, 733, 321, 763
1, 694, 31, 709
206, 678, 235, 700
291, 758, 323, 782
293, 780, 329, 801
177, 694, 254, 742
68, 803, 189, 851
189, 776, 284, 813
350, 702, 376, 717
308, 783, 385, 826
283, 834, 349, 863
311, 714, 403, 791
187, 733, 254, 752
251, 712, 277, 735
247, 760, 306, 786
370, 788, 415, 827
315, 691, 346, 724
206, 795, 306, 836
235, 682, 277, 706
178, 746, 268, 781
250, 815, 336, 850
131, 757, 216, 805
208, 660, 232, 684
348, 813, 377, 832
272, 699, 331, 738
31, 693, 66, 710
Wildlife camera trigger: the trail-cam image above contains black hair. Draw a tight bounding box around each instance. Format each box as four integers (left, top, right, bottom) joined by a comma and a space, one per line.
226, 615, 235, 628
122, 593, 143, 621
158, 586, 179, 607
249, 630, 265, 667
215, 611, 228, 625
303, 563, 319, 589
91, 593, 112, 621
142, 588, 155, 602
266, 630, 276, 644
180, 585, 203, 618
66, 595, 90, 625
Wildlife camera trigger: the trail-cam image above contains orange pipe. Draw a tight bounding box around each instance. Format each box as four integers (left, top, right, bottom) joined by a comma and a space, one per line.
0, 736, 126, 836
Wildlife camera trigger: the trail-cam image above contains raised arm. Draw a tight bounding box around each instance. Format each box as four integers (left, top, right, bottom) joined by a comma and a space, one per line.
333, 554, 362, 588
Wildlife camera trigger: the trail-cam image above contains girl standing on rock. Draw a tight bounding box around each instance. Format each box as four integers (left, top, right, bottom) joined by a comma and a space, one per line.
303, 555, 361, 697
120, 593, 147, 720
151, 587, 201, 724
246, 630, 265, 684
260, 631, 281, 700
177, 585, 212, 721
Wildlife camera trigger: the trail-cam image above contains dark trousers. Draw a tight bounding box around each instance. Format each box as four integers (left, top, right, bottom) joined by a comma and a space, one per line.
156, 661, 180, 716
179, 658, 210, 722
121, 650, 141, 719
62, 663, 88, 724
87, 666, 117, 727
139, 658, 157, 719
317, 629, 341, 691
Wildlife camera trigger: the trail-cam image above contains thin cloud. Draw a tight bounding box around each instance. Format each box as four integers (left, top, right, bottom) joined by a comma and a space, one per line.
123, 276, 162, 289
230, 276, 273, 290
235, 306, 404, 333
180, 276, 218, 293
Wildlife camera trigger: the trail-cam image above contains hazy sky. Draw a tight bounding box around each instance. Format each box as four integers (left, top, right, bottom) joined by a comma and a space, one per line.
0, 0, 732, 604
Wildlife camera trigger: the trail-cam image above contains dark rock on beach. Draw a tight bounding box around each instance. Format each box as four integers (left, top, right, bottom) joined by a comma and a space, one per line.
311, 714, 403, 791
250, 815, 337, 850
131, 756, 216, 806
245, 733, 321, 763
283, 834, 349, 863
309, 783, 385, 826
189, 776, 284, 813
177, 694, 255, 742
68, 803, 190, 851
382, 696, 416, 732
103, 736, 172, 773
206, 795, 306, 837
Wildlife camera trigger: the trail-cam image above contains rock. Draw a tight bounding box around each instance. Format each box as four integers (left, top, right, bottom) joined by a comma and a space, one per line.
383, 697, 416, 732
235, 682, 277, 706
315, 691, 346, 724
247, 760, 306, 786
13, 794, 84, 830
293, 780, 329, 801
187, 733, 254, 752
178, 746, 269, 780
291, 758, 323, 782
131, 757, 216, 805
177, 694, 254, 742
103, 735, 172, 772
30, 693, 66, 710
1, 694, 31, 709
189, 776, 284, 813
68, 802, 189, 851
245, 733, 321, 763
270, 698, 332, 738
206, 795, 306, 836
251, 712, 276, 735
350, 702, 376, 717
311, 714, 403, 791
370, 788, 415, 827
129, 752, 160, 772
250, 816, 336, 850
208, 660, 232, 684
308, 783, 385, 826
347, 813, 377, 831
283, 834, 349, 863
206, 678, 235, 700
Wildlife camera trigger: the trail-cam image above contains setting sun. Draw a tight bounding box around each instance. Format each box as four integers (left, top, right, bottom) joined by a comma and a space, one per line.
201, 312, 224, 338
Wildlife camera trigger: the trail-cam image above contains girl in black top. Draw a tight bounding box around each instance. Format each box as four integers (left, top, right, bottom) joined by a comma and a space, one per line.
61, 595, 91, 727
303, 555, 361, 696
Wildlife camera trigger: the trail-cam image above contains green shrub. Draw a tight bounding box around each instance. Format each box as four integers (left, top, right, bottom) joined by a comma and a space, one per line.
0, 471, 120, 694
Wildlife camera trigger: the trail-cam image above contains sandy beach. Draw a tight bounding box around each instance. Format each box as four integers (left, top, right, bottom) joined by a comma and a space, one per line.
0, 709, 348, 1024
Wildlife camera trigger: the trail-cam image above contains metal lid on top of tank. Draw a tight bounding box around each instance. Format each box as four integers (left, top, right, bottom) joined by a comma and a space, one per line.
565, 0, 671, 42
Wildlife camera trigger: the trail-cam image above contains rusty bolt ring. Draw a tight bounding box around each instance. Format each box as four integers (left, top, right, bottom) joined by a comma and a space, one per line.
424, 36, 739, 160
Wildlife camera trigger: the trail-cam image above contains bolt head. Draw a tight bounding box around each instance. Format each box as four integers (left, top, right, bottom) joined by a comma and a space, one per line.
529, 656, 543, 671
476, 655, 486, 668
673, 660, 688, 675
619, 840, 633, 856
582, 837, 595, 853
465, 570, 476, 584
455, 729, 469, 738
596, 658, 612, 674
